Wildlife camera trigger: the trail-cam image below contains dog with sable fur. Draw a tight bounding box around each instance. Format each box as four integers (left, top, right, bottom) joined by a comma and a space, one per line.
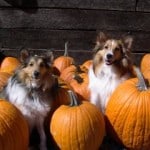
88, 32, 135, 113
4, 50, 56, 150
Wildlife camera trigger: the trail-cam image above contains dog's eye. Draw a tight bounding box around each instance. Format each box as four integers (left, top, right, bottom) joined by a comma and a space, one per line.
104, 46, 108, 49
29, 63, 34, 66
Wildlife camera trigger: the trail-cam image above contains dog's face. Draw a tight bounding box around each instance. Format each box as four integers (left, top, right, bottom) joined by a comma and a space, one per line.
18, 50, 54, 89
97, 39, 124, 65
93, 32, 133, 75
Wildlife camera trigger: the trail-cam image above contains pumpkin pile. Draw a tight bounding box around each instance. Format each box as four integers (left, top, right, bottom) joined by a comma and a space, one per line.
0, 49, 149, 150
52, 43, 92, 101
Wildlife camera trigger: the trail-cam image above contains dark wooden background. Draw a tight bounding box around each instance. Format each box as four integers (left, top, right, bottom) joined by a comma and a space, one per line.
0, 0, 150, 65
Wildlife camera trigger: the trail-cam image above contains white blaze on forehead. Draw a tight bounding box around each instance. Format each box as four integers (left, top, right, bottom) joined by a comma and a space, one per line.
104, 40, 120, 59
111, 40, 117, 47
108, 40, 118, 49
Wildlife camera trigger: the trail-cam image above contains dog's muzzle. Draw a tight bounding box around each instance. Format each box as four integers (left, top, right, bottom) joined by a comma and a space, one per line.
33, 71, 40, 79
105, 53, 114, 65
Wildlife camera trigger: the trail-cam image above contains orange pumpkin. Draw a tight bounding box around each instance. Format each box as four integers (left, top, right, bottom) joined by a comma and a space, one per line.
52, 77, 73, 109
0, 72, 11, 91
70, 73, 90, 101
140, 53, 150, 73
0, 57, 21, 74
50, 90, 105, 150
81, 59, 92, 70
105, 68, 150, 150
0, 99, 29, 150
143, 69, 150, 78
60, 65, 86, 84
53, 42, 75, 74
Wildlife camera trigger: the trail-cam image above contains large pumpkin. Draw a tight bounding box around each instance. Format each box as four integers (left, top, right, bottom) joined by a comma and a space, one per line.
0, 99, 29, 150
0, 57, 21, 74
53, 42, 75, 74
105, 68, 150, 150
50, 90, 105, 150
140, 53, 150, 73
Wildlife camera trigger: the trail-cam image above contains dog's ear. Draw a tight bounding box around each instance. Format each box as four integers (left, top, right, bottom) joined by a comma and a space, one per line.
122, 36, 133, 68
93, 32, 108, 52
123, 36, 133, 51
44, 50, 54, 66
20, 49, 30, 63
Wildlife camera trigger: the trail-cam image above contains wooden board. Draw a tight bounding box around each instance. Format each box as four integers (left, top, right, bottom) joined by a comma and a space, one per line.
0, 8, 150, 31
137, 0, 150, 12
0, 0, 136, 11
0, 29, 150, 52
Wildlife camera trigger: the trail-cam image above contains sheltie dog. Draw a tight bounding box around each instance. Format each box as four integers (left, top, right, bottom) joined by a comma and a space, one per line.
4, 50, 56, 150
88, 32, 135, 113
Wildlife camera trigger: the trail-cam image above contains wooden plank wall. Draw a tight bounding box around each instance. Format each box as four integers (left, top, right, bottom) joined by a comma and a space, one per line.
0, 0, 150, 65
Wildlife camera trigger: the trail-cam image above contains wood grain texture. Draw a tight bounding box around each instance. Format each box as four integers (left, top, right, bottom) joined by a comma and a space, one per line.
0, 8, 150, 31
136, 0, 150, 12
0, 0, 136, 11
0, 29, 150, 52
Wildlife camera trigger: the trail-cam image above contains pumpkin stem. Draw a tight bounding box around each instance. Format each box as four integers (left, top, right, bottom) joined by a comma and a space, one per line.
68, 90, 80, 106
73, 74, 83, 84
64, 41, 69, 56
134, 67, 149, 91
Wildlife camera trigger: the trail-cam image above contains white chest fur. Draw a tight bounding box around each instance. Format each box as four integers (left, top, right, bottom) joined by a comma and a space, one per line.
5, 77, 51, 128
88, 65, 130, 113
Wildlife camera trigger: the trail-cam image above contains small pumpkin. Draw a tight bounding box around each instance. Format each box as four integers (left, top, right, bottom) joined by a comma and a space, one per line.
70, 73, 90, 101
50, 90, 105, 150
0, 99, 29, 150
105, 67, 150, 150
140, 53, 150, 73
53, 42, 75, 74
60, 65, 86, 84
52, 77, 73, 109
81, 59, 92, 71
0, 56, 21, 74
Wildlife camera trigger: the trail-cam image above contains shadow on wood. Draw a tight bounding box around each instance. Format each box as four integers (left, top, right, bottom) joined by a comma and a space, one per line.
4, 0, 38, 13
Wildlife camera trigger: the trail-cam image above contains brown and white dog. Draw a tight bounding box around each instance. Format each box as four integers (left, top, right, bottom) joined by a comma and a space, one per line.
4, 50, 55, 150
88, 32, 135, 113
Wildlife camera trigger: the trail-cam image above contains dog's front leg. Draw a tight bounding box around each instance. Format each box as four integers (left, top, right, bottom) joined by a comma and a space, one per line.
36, 119, 47, 150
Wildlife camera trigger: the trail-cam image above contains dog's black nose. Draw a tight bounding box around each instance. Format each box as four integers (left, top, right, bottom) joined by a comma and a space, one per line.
106, 54, 113, 59
33, 71, 40, 78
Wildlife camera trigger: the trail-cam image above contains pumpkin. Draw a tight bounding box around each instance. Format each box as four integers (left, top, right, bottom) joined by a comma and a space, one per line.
143, 69, 150, 78
70, 73, 90, 101
60, 65, 86, 84
53, 42, 75, 74
81, 59, 92, 71
52, 77, 73, 109
0, 72, 11, 91
0, 99, 29, 150
140, 53, 150, 73
50, 90, 105, 150
105, 67, 150, 150
0, 57, 21, 74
